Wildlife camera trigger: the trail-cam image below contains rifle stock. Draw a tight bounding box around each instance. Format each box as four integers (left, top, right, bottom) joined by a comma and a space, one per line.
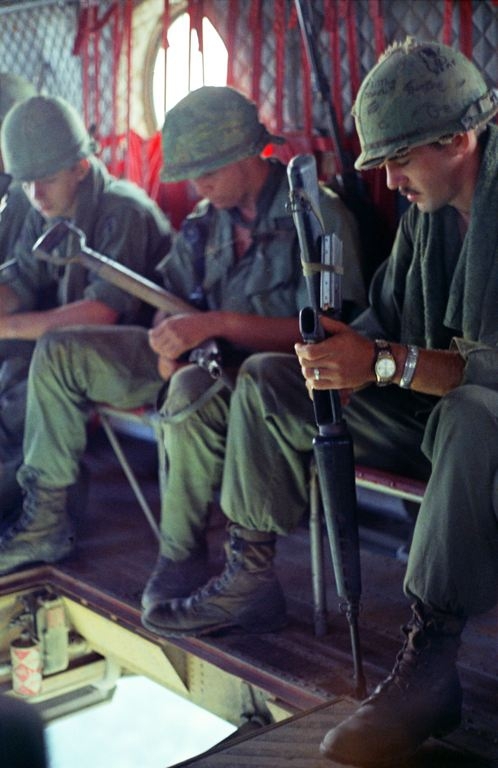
32, 220, 224, 381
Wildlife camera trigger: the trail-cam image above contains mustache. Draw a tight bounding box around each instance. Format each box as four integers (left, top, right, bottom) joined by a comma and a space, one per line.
399, 186, 418, 196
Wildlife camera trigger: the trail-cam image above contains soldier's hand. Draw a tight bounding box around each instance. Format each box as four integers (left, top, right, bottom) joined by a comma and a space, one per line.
295, 317, 374, 391
156, 354, 183, 382
149, 313, 207, 359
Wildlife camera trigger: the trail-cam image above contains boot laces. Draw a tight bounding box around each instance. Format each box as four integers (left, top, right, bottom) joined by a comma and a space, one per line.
371, 613, 430, 699
370, 604, 462, 702
187, 553, 240, 605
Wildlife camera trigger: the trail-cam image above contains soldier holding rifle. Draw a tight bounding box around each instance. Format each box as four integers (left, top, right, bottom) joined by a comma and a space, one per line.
144, 40, 497, 767
0, 87, 365, 594
0, 94, 172, 525
295, 39, 498, 765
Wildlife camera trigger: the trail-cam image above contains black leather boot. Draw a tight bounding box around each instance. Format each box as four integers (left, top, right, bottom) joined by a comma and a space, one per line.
320, 602, 466, 766
141, 524, 287, 637
0, 471, 74, 575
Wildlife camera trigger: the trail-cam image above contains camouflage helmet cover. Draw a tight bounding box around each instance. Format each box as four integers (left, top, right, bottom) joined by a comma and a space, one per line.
352, 37, 498, 170
161, 85, 285, 182
0, 73, 36, 123
1, 95, 95, 181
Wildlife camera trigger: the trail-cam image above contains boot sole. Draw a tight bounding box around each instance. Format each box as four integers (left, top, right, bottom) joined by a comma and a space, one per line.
320, 716, 462, 767
0, 546, 74, 576
141, 613, 288, 638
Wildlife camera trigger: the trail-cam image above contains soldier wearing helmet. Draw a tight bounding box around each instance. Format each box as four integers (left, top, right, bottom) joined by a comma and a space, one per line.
135, 42, 496, 763
0, 94, 173, 523
297, 38, 498, 765
0, 73, 37, 172
0, 73, 37, 262
0, 86, 367, 609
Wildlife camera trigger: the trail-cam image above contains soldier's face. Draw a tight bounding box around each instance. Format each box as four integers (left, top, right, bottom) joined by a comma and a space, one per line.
383, 141, 464, 214
191, 162, 248, 210
22, 161, 87, 220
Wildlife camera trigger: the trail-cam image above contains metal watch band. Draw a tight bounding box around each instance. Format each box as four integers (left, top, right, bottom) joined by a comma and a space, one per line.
399, 344, 419, 389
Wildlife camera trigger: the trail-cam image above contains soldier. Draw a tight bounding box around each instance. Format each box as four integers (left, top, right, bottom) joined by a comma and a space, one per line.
0, 73, 37, 263
0, 95, 173, 524
0, 86, 367, 597
293, 39, 497, 765
143, 42, 497, 766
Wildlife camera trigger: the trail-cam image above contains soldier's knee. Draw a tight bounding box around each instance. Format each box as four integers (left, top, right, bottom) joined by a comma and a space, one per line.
440, 384, 495, 425
162, 364, 224, 421
31, 329, 70, 374
431, 385, 497, 454
238, 352, 296, 390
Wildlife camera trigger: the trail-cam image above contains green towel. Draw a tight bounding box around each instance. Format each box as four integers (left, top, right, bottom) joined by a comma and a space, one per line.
401, 125, 498, 348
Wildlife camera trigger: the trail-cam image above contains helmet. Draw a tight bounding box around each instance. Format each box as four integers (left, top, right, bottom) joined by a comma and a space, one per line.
0, 73, 36, 123
1, 95, 95, 181
161, 85, 285, 182
352, 37, 498, 170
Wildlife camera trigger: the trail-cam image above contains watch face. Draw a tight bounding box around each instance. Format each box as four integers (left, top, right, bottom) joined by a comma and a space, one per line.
376, 357, 396, 378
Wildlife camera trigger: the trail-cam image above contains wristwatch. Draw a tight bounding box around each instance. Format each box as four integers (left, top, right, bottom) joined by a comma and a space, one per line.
373, 339, 396, 386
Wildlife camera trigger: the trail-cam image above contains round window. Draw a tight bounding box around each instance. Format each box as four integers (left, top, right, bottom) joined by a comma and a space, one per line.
145, 10, 228, 133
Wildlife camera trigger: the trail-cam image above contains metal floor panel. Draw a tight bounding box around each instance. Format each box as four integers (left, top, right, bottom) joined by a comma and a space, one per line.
170, 700, 496, 768
1, 428, 495, 765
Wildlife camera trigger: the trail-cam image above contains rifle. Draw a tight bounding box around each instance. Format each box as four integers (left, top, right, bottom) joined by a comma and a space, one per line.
294, 0, 350, 187
287, 153, 366, 699
32, 220, 226, 383
294, 0, 393, 283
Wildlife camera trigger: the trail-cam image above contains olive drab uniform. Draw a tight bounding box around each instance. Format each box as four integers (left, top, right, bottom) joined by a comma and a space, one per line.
19, 159, 366, 554
0, 155, 173, 518
226, 124, 498, 619
0, 185, 32, 265
315, 39, 498, 766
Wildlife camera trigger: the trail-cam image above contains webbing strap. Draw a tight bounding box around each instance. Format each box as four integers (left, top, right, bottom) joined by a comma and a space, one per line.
301, 261, 344, 278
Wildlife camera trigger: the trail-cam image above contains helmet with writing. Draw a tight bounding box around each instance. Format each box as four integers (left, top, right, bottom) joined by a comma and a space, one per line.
161, 85, 285, 181
352, 37, 498, 170
1, 95, 95, 181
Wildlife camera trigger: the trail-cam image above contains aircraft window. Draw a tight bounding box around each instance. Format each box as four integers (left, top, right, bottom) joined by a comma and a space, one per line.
148, 11, 228, 131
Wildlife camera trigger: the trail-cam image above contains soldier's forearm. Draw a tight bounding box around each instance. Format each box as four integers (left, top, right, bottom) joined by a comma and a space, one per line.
392, 344, 465, 396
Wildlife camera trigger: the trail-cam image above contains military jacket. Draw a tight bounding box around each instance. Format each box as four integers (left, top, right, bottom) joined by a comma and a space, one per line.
156, 160, 365, 320
352, 125, 498, 389
5, 156, 173, 325
0, 185, 32, 266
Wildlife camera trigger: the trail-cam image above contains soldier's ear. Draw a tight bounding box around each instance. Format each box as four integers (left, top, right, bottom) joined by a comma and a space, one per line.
448, 131, 474, 157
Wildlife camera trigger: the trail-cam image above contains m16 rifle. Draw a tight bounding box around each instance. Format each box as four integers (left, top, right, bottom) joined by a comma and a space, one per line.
288, 153, 366, 699
32, 220, 227, 384
294, 0, 393, 283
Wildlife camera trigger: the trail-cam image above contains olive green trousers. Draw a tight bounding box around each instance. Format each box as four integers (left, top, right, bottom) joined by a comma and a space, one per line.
22, 332, 498, 618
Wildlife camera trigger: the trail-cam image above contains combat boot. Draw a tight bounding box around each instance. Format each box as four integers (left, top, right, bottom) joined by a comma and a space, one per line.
0, 473, 74, 575
141, 524, 287, 637
320, 602, 466, 766
141, 545, 209, 612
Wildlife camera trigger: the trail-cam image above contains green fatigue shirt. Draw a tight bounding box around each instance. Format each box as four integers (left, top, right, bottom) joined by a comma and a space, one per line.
5, 156, 173, 324
0, 185, 32, 266
352, 124, 498, 388
156, 159, 366, 327
0, 156, 173, 518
